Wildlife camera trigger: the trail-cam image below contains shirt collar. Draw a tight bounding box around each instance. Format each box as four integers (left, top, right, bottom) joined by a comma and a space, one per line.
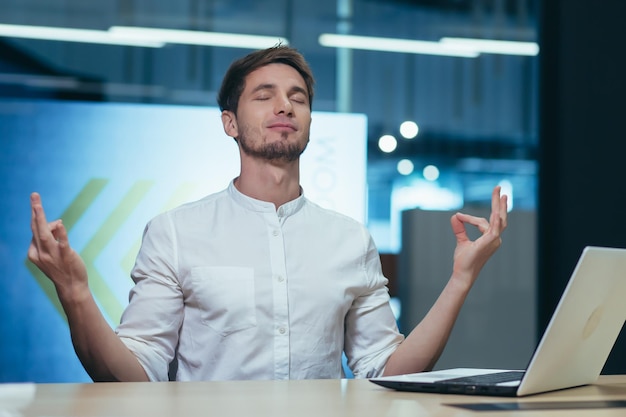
227, 179, 306, 217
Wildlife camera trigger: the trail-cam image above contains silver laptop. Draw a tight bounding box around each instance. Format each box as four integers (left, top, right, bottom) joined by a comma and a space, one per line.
370, 246, 626, 397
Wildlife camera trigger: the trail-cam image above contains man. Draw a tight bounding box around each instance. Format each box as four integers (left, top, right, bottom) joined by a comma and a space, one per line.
28, 45, 507, 382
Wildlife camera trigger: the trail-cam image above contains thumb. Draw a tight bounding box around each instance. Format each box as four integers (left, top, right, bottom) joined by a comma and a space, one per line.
450, 213, 469, 243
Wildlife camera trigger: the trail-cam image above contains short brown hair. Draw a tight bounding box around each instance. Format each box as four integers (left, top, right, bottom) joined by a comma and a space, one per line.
217, 45, 315, 113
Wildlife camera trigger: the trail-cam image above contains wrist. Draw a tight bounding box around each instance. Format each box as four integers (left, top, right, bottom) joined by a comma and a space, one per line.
56, 281, 92, 307
448, 272, 474, 295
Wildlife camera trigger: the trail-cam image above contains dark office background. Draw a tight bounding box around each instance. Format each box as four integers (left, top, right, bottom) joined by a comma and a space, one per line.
1, 0, 625, 381
539, 1, 626, 374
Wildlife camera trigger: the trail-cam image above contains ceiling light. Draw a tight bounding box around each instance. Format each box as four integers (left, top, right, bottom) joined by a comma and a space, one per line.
423, 165, 440, 181
439, 37, 539, 56
397, 159, 415, 176
109, 26, 288, 49
399, 121, 419, 139
319, 34, 479, 58
0, 24, 164, 47
378, 135, 398, 153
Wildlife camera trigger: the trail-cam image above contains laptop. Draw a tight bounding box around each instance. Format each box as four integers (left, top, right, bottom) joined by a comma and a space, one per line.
370, 246, 626, 397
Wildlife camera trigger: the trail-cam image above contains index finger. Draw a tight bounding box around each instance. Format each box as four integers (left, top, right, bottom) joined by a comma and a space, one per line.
30, 192, 52, 243
491, 186, 502, 216
490, 186, 508, 230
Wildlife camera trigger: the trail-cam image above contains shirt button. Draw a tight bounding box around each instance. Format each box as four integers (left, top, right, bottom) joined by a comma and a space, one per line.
277, 275, 284, 282
272, 229, 279, 237
278, 327, 286, 334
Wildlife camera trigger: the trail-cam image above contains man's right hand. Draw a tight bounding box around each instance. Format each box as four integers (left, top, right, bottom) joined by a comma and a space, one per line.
27, 192, 90, 302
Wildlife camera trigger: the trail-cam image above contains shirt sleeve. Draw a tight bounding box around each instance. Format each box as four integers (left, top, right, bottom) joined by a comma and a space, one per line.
115, 212, 184, 382
343, 228, 405, 378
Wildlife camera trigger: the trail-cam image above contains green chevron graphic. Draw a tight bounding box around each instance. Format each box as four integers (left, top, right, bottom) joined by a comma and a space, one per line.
80, 180, 154, 324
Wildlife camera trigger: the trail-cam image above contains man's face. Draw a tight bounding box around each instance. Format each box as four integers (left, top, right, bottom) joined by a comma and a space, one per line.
223, 63, 312, 163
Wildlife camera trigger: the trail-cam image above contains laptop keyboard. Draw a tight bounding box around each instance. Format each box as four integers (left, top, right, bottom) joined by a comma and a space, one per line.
439, 371, 525, 385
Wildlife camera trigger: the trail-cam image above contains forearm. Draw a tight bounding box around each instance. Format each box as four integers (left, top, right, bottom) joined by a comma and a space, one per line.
58, 286, 149, 382
382, 275, 471, 376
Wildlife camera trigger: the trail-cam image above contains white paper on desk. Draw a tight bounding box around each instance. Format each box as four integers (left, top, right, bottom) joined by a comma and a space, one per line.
0, 383, 36, 412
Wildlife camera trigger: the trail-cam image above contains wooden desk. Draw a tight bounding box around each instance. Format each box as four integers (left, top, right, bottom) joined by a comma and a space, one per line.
15, 375, 626, 417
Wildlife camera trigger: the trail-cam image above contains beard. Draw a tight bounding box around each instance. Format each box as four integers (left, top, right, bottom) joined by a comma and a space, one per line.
238, 129, 309, 163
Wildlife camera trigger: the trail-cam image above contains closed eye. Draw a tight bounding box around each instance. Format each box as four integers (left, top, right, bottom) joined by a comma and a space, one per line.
290, 94, 307, 104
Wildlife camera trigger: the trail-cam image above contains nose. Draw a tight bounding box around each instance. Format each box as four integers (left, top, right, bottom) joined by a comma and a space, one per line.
274, 94, 293, 116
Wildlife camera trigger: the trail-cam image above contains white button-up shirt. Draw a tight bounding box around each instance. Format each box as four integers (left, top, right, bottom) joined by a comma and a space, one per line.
116, 181, 404, 381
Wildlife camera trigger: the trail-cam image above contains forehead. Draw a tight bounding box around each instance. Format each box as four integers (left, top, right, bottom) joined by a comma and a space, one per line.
243, 63, 307, 92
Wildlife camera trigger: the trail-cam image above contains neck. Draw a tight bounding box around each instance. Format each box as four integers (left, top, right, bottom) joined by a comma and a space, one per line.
235, 158, 301, 209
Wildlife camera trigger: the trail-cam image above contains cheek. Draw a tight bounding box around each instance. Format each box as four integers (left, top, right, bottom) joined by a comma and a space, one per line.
238, 120, 265, 140
302, 117, 312, 138
240, 110, 266, 129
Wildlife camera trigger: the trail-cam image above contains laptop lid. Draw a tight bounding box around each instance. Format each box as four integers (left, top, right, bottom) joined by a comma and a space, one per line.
370, 246, 626, 397
517, 246, 626, 395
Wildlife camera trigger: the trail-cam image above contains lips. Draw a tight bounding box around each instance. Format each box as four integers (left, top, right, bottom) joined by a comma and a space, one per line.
267, 120, 297, 131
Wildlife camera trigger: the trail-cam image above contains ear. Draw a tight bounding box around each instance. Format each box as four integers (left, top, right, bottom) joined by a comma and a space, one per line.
221, 110, 238, 138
